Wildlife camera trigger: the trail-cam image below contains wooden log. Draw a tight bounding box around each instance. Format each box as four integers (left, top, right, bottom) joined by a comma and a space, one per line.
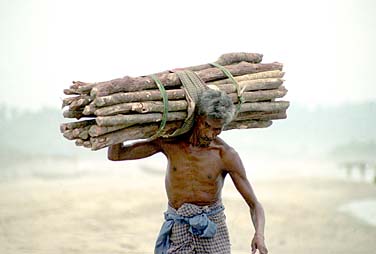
171, 52, 263, 72
86, 109, 286, 138
64, 89, 80, 95
83, 103, 97, 115
62, 96, 78, 108
93, 87, 286, 117
258, 111, 287, 121
69, 52, 263, 94
225, 120, 272, 130
211, 78, 284, 94
89, 124, 136, 137
94, 89, 186, 107
93, 77, 283, 108
63, 109, 86, 119
238, 101, 290, 113
228, 86, 287, 103
77, 126, 91, 140
91, 62, 283, 97
86, 110, 286, 138
235, 110, 286, 121
210, 70, 285, 85
216, 52, 263, 65
60, 119, 96, 133
90, 118, 274, 151
94, 100, 188, 116
90, 121, 184, 150
83, 140, 92, 148
75, 139, 85, 146
76, 82, 282, 120
96, 111, 187, 127
95, 101, 288, 127
70, 81, 87, 90
69, 96, 92, 110
63, 126, 90, 140
63, 130, 75, 140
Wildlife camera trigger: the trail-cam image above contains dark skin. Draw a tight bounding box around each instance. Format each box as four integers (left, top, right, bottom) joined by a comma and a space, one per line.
108, 115, 268, 254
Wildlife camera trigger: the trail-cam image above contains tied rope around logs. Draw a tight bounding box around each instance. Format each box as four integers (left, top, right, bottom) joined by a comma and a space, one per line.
210, 62, 245, 113
148, 70, 207, 139
149, 74, 169, 139
149, 64, 243, 139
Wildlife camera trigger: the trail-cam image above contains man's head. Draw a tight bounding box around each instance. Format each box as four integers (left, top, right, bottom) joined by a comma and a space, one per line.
193, 89, 235, 146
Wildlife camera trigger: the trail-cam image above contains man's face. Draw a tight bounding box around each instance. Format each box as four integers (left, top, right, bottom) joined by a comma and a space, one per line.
196, 116, 226, 146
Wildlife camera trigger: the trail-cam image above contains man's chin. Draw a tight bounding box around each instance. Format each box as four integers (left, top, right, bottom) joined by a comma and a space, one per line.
199, 139, 212, 147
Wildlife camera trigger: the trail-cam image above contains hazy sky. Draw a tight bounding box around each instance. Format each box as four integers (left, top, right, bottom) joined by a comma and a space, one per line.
0, 0, 375, 110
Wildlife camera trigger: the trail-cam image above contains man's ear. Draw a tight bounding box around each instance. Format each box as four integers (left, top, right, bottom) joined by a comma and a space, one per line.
195, 115, 204, 125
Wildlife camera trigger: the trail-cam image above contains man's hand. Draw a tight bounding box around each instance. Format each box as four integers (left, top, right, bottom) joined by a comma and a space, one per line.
251, 234, 268, 254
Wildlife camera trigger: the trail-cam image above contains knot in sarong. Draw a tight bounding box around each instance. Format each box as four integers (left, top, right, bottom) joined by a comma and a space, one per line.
154, 203, 224, 254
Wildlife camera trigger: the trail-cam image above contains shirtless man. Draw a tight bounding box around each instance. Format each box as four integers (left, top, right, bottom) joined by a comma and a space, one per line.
108, 89, 268, 254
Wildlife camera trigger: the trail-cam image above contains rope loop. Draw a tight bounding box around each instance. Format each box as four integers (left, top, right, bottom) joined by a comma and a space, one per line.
210, 62, 244, 112
149, 74, 169, 139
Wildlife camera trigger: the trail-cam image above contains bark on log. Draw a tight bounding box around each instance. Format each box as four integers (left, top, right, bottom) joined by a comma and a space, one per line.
68, 53, 263, 95
90, 118, 273, 150
94, 88, 286, 117
95, 101, 288, 127
258, 111, 287, 121
64, 89, 80, 95
91, 62, 283, 97
69, 96, 92, 110
89, 124, 136, 137
216, 52, 263, 65
238, 101, 290, 113
63, 110, 88, 119
224, 120, 272, 130
75, 139, 85, 146
83, 103, 97, 115
96, 111, 187, 127
94, 89, 186, 107
63, 126, 90, 140
90, 121, 184, 150
235, 110, 286, 121
60, 119, 96, 133
228, 86, 287, 103
211, 78, 284, 94
85, 109, 287, 138
83, 140, 92, 148
94, 100, 188, 116
209, 70, 285, 85
63, 130, 74, 140
62, 96, 78, 108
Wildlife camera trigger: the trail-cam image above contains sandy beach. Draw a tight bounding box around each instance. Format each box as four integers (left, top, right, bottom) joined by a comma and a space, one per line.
0, 158, 375, 254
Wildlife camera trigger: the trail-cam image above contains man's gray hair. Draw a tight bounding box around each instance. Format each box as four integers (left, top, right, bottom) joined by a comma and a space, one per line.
196, 89, 235, 125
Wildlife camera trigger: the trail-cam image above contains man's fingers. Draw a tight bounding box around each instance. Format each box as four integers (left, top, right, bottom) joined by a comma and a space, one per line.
260, 245, 268, 254
251, 242, 257, 254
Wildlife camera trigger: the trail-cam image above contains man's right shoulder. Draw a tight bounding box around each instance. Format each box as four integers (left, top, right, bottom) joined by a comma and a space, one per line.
156, 137, 184, 150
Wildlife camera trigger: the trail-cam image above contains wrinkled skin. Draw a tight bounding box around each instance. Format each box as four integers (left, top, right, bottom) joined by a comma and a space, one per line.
108, 115, 268, 254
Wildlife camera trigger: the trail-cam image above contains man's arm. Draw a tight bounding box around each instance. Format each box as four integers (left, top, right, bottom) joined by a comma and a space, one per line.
108, 139, 162, 161
223, 147, 268, 254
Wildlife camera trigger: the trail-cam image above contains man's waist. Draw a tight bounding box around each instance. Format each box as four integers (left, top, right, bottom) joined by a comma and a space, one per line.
167, 199, 224, 218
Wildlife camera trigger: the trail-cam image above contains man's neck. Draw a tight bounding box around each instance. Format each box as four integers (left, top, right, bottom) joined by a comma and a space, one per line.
188, 130, 212, 148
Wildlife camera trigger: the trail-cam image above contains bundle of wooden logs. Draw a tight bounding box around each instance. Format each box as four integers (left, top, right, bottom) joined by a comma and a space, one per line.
60, 52, 289, 150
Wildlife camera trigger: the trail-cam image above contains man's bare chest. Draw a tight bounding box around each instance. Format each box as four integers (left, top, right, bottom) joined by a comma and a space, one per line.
164, 144, 226, 178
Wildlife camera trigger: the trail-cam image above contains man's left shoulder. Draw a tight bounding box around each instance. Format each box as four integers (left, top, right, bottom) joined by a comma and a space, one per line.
213, 138, 237, 156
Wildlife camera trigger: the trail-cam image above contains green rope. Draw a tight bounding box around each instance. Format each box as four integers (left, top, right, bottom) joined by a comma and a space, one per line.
210, 62, 244, 112
167, 70, 207, 137
149, 74, 169, 139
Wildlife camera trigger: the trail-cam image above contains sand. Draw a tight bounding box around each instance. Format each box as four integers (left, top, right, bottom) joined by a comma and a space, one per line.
0, 158, 375, 254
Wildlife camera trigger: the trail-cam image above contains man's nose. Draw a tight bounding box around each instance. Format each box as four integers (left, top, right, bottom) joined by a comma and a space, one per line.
208, 129, 220, 138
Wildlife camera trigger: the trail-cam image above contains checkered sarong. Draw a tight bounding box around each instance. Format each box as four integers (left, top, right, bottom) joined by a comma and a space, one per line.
158, 201, 231, 254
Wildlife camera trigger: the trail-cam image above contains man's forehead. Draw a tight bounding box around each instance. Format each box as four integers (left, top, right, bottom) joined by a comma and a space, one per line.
204, 117, 226, 127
